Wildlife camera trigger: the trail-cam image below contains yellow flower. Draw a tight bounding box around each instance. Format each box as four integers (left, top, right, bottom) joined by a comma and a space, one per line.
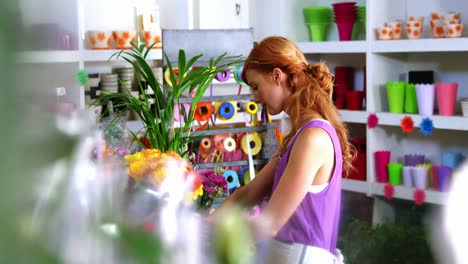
192, 184, 203, 200
128, 159, 150, 180
124, 152, 144, 164
142, 149, 162, 158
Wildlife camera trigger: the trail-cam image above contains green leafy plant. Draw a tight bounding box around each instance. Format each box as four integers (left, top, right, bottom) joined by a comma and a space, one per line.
93, 42, 242, 158
338, 208, 436, 264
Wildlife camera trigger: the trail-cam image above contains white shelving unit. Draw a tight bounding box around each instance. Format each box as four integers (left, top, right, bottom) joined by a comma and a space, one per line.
16, 0, 169, 109
250, 0, 468, 211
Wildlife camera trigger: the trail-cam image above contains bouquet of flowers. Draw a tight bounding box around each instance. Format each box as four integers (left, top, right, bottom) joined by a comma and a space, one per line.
197, 169, 228, 211
125, 149, 203, 201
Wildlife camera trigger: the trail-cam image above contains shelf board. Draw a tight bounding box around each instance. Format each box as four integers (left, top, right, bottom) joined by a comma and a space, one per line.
370, 182, 448, 205
297, 41, 367, 54
195, 159, 268, 169
371, 38, 468, 53
16, 50, 80, 64
128, 114, 263, 134
16, 49, 163, 64
189, 125, 266, 137
376, 112, 468, 131
178, 94, 252, 103
342, 179, 369, 194
81, 49, 162, 62
338, 110, 367, 124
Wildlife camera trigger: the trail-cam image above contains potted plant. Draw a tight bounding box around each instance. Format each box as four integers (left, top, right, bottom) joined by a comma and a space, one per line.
93, 42, 243, 158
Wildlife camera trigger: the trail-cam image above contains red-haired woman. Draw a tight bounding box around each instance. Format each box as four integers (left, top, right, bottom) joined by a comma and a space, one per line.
218, 36, 355, 263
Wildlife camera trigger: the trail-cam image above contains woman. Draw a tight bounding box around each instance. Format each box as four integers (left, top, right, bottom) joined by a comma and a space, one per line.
217, 36, 355, 263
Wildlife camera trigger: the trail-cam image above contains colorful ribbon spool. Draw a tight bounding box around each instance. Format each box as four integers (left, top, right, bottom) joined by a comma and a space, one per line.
199, 137, 212, 159
238, 101, 258, 115
223, 137, 237, 152
213, 134, 228, 152
241, 132, 262, 156
223, 169, 239, 190
194, 102, 214, 122
243, 169, 257, 185
215, 101, 237, 122
215, 69, 231, 82
234, 64, 247, 86
238, 166, 249, 185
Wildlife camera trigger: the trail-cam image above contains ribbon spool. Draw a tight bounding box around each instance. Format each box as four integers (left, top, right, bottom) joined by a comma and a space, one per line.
215, 101, 237, 121
173, 103, 190, 122
241, 132, 262, 156
223, 170, 239, 190
194, 102, 214, 122
215, 69, 231, 82
243, 169, 257, 185
213, 134, 228, 152
238, 166, 249, 185
199, 137, 212, 159
234, 65, 247, 86
238, 101, 258, 115
223, 137, 237, 152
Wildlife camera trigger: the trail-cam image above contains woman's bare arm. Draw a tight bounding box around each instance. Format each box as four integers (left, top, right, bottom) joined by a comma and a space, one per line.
259, 127, 332, 237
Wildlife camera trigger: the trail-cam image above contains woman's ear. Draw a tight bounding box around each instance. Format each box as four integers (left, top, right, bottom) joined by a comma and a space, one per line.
272, 68, 283, 84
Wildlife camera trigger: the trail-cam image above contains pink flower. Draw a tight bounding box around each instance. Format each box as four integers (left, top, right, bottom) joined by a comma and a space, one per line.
384, 183, 395, 200
205, 186, 216, 195
414, 189, 426, 206
367, 113, 379, 129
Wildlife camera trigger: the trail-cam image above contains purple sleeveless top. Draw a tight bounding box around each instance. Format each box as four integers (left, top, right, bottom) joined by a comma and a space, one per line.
272, 119, 342, 254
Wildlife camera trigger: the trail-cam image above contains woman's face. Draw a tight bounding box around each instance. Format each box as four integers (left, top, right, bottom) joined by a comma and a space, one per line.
245, 68, 291, 115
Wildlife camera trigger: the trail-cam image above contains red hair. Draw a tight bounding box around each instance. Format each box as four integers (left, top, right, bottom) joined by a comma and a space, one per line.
242, 36, 356, 175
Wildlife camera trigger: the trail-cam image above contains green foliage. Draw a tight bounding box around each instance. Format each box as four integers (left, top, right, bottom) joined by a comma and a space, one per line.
93, 42, 243, 158
118, 226, 163, 264
213, 206, 254, 264
338, 208, 436, 264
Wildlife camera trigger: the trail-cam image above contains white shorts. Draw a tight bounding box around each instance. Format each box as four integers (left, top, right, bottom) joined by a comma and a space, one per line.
262, 239, 344, 264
